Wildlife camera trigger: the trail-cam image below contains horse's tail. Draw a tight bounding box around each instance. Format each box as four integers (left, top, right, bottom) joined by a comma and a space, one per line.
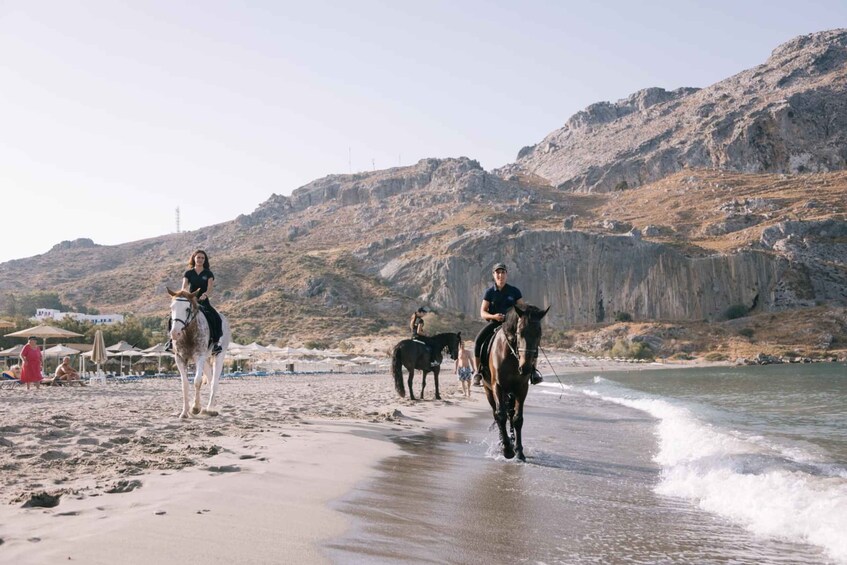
391, 344, 405, 398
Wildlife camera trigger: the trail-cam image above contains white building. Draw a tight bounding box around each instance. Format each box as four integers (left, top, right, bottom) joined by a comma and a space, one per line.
34, 308, 124, 325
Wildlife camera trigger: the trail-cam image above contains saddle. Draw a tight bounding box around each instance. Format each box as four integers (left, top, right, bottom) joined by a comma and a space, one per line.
412, 337, 441, 366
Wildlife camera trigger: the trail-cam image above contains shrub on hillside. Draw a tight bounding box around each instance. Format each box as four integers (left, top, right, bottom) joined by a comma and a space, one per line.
703, 352, 728, 362
738, 327, 755, 338
610, 339, 654, 360
724, 304, 749, 320
614, 311, 633, 323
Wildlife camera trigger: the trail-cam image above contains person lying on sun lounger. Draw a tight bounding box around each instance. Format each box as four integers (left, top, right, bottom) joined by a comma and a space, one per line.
1, 364, 20, 382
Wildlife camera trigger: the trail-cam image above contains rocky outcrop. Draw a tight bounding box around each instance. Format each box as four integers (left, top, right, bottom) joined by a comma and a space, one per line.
380, 228, 845, 326
241, 157, 527, 226
506, 29, 847, 192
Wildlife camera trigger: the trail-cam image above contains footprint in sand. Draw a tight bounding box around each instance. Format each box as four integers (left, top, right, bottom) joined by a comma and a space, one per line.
76, 437, 99, 446
206, 465, 240, 473
22, 492, 61, 508
105, 479, 142, 494
39, 450, 70, 461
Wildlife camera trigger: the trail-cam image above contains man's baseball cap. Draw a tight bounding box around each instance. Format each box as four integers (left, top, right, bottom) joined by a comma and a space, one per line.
492, 263, 508, 272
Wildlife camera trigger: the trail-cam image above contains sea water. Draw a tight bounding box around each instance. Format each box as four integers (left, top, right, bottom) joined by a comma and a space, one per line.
577, 363, 847, 563
326, 363, 846, 564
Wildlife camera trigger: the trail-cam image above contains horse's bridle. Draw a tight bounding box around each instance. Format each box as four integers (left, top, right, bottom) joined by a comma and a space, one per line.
171, 297, 197, 330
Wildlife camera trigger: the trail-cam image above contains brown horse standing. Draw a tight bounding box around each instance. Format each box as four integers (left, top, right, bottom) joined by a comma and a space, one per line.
483, 305, 549, 460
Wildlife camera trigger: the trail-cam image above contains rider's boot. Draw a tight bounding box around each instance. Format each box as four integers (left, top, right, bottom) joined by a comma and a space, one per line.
212, 341, 223, 356
530, 368, 544, 385
428, 347, 439, 367
472, 356, 483, 386
164, 339, 173, 353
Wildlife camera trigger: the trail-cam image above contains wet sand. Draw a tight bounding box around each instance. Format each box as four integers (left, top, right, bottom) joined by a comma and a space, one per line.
325, 382, 830, 564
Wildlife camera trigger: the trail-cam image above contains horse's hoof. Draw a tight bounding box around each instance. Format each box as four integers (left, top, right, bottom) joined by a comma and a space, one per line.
201, 409, 219, 417
503, 449, 515, 460
178, 411, 190, 419
191, 406, 201, 415
517, 451, 526, 462
435, 395, 442, 400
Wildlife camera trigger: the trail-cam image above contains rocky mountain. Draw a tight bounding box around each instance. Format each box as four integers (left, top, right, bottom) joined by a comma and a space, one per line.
1, 30, 846, 359
505, 29, 847, 192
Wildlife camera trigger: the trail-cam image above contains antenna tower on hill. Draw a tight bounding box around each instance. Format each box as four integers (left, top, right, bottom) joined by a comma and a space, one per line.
175, 206, 181, 233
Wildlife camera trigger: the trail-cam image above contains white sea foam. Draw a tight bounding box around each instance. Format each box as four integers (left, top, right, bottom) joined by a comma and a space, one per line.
582, 379, 847, 563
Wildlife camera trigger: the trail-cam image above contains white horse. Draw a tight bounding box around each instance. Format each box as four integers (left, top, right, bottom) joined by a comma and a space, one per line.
167, 288, 231, 419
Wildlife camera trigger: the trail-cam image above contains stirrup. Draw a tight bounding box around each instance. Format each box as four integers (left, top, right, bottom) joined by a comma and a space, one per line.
212, 343, 223, 356
164, 340, 173, 353
530, 370, 543, 385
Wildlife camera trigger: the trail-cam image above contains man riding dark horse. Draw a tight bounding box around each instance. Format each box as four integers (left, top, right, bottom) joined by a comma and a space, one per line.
473, 262, 543, 386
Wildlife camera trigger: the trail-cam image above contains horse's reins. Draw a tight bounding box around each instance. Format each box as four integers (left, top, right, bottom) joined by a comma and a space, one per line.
171, 297, 197, 330
504, 330, 566, 399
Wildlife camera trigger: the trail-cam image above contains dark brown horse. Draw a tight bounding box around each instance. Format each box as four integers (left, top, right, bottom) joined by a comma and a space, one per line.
392, 332, 461, 401
484, 305, 549, 460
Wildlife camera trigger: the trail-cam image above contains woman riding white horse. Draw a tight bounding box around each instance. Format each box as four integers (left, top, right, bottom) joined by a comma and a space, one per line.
167, 287, 231, 418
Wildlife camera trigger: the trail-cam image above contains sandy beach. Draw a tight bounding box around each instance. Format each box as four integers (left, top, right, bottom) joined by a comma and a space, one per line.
1, 355, 778, 565
0, 368, 499, 564
2, 356, 843, 564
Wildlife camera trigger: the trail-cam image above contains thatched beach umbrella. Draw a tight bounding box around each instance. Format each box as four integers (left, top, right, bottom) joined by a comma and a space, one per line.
0, 318, 15, 329
5, 325, 84, 349
43, 344, 81, 357
142, 343, 173, 374
0, 344, 24, 359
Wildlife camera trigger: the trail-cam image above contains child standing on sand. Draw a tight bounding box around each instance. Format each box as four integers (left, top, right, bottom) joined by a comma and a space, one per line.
455, 339, 473, 398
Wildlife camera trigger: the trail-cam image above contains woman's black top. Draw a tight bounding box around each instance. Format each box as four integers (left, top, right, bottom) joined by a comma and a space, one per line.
184, 269, 215, 296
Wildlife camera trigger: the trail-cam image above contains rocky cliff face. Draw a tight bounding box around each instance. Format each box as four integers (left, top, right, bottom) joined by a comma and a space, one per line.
380, 224, 847, 326
507, 29, 847, 192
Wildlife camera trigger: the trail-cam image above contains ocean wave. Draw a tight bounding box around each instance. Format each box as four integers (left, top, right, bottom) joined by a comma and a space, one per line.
580, 380, 847, 563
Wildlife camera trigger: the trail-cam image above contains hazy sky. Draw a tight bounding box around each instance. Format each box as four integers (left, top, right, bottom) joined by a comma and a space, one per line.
1, 1, 844, 263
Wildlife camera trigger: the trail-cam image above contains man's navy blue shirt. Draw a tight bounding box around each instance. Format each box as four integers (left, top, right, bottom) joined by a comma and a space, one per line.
483, 283, 522, 315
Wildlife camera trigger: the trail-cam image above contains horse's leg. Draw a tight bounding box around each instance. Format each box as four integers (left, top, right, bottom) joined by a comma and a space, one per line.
191, 354, 207, 415
514, 394, 526, 462
420, 369, 427, 400
433, 367, 441, 400
175, 356, 191, 419
495, 384, 514, 459
407, 367, 416, 401
202, 355, 221, 416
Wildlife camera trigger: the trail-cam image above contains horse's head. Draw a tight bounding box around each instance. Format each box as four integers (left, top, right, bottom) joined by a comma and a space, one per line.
447, 332, 462, 360
167, 287, 201, 341
510, 305, 549, 377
